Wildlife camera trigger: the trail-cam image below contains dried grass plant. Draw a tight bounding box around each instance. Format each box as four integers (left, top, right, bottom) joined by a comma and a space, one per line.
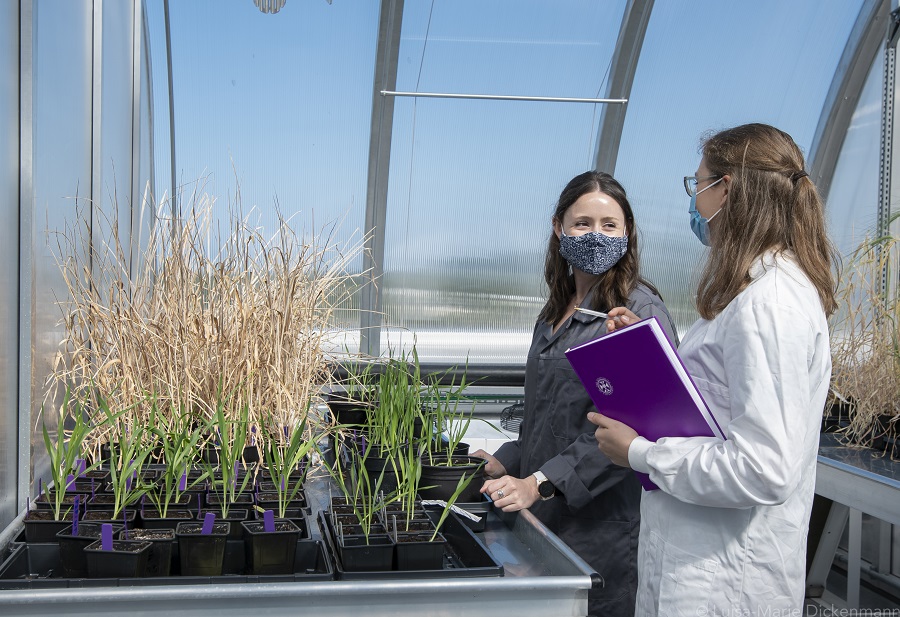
46, 186, 366, 462
829, 213, 900, 458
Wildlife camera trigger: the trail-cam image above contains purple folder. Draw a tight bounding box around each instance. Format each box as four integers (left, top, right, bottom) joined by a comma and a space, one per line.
565, 316, 725, 491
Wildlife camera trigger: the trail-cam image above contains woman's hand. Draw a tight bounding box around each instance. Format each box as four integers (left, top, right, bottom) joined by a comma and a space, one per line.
470, 449, 507, 479
606, 306, 640, 333
587, 412, 638, 468
480, 475, 539, 512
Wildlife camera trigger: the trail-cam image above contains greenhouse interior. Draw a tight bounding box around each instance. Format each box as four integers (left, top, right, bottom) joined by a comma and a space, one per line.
1, 0, 899, 615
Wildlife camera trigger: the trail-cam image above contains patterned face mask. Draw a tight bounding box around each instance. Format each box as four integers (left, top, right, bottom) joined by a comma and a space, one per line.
559, 230, 628, 275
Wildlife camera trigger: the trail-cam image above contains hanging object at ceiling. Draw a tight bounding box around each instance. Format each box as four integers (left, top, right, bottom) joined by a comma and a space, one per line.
254, 0, 331, 13
254, 0, 286, 13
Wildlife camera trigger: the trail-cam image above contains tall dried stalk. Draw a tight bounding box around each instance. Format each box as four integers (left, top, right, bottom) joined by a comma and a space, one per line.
47, 186, 366, 459
829, 215, 900, 458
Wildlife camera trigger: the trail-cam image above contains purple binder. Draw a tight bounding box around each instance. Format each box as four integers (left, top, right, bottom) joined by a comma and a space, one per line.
565, 316, 725, 490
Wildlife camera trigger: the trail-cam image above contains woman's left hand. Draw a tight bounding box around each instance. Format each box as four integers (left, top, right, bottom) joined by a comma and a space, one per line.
587, 412, 638, 468
480, 475, 539, 512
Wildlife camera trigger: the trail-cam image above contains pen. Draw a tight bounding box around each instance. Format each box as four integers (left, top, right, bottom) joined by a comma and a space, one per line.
574, 306, 609, 319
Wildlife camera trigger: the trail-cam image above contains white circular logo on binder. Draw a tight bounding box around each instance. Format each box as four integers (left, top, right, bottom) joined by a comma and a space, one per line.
595, 377, 613, 395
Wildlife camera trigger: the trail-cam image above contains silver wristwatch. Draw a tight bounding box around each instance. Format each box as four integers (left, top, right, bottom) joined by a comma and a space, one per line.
533, 470, 555, 501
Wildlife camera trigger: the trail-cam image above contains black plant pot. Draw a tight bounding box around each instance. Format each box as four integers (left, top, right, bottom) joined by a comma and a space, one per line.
23, 510, 74, 543
394, 531, 447, 571
140, 508, 194, 530
336, 533, 394, 572
197, 509, 249, 538
56, 523, 124, 577
255, 507, 310, 539
241, 519, 301, 575
419, 456, 486, 503
83, 539, 152, 578
176, 521, 230, 576
360, 452, 399, 493
205, 492, 255, 507
33, 493, 83, 512
82, 508, 138, 528
120, 528, 176, 577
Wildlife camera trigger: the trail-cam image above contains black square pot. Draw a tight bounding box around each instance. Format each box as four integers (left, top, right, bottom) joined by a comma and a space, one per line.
335, 534, 394, 572
83, 539, 152, 578
119, 528, 176, 577
241, 519, 301, 575
56, 522, 124, 578
394, 532, 446, 571
23, 511, 74, 543
175, 521, 230, 576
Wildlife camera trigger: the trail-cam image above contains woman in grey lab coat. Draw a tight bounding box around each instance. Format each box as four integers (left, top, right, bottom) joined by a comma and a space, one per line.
591, 124, 839, 616
471, 170, 678, 617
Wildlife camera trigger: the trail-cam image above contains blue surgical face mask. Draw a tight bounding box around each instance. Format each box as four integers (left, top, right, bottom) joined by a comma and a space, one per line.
559, 230, 628, 275
688, 177, 724, 246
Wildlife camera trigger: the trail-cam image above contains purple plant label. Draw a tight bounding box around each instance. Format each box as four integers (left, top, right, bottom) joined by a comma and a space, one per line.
201, 512, 216, 535
101, 524, 113, 550
126, 476, 132, 491
73, 496, 80, 534
66, 474, 75, 490
179, 471, 187, 491
263, 509, 275, 532
76, 458, 86, 477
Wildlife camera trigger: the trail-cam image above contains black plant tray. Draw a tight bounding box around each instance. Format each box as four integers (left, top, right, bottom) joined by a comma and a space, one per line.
0, 538, 333, 588
317, 510, 503, 580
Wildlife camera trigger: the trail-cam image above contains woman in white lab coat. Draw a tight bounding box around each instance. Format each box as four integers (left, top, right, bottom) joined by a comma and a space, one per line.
589, 123, 839, 616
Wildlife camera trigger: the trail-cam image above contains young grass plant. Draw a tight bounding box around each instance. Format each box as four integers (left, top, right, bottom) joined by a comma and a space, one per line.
423, 369, 475, 466
260, 407, 320, 519
147, 398, 209, 517
99, 394, 153, 520
200, 390, 254, 518
328, 442, 397, 544
39, 387, 102, 521
830, 213, 900, 457
365, 348, 425, 458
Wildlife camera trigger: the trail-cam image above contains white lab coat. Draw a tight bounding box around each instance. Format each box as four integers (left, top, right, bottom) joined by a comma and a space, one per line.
627, 251, 831, 616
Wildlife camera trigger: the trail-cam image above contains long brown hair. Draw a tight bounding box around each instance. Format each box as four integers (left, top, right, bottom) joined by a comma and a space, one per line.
539, 170, 659, 325
696, 123, 838, 319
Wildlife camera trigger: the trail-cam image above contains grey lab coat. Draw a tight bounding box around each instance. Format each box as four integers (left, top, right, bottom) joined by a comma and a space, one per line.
492, 283, 678, 617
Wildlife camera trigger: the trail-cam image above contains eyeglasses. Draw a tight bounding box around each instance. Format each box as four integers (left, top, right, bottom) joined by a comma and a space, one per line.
683, 175, 721, 197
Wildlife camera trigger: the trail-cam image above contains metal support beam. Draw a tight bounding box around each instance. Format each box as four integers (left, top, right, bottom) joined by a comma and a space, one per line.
130, 0, 142, 277
91, 0, 103, 288
878, 7, 900, 299
809, 0, 889, 203
17, 0, 34, 519
359, 0, 404, 358
382, 91, 626, 105
163, 0, 176, 219
593, 0, 654, 174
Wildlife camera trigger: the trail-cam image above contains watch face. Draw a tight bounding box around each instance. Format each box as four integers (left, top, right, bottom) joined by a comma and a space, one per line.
538, 481, 555, 498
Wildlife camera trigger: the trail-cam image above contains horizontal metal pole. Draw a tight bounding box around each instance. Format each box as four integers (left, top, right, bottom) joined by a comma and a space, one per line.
382, 90, 627, 104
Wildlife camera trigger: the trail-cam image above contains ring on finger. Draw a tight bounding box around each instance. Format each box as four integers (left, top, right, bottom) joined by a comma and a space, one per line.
496, 488, 505, 499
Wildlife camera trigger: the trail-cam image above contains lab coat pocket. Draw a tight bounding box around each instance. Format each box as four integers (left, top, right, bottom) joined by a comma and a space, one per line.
651, 532, 719, 617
